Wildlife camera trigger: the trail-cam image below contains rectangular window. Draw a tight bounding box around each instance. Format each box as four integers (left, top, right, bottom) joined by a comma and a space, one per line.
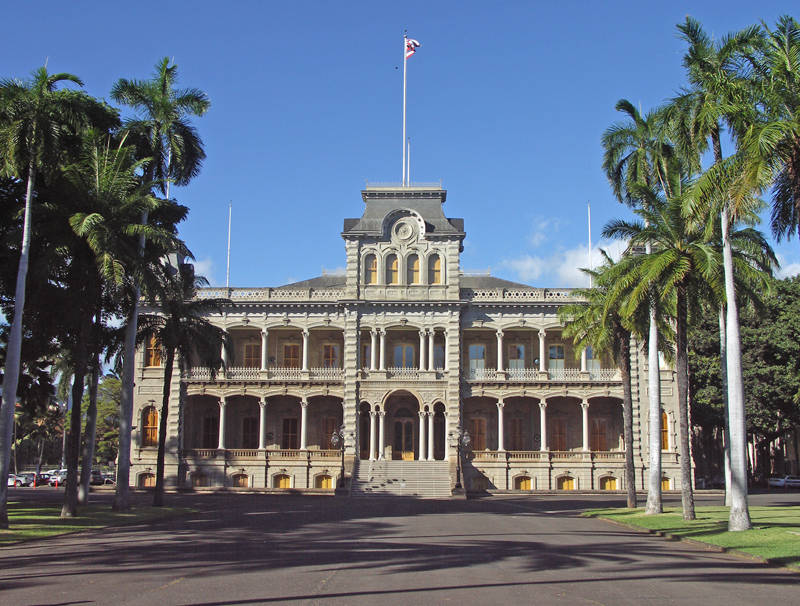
282, 418, 298, 449
243, 342, 260, 368
591, 418, 608, 451
586, 346, 601, 371
468, 344, 486, 370
322, 417, 338, 449
509, 417, 523, 450
393, 344, 414, 368
202, 416, 219, 449
470, 418, 487, 451
361, 342, 371, 369
283, 343, 300, 368
242, 417, 258, 449
322, 344, 339, 368
550, 418, 566, 451
549, 344, 565, 370
145, 335, 162, 367
433, 344, 445, 369
508, 344, 525, 370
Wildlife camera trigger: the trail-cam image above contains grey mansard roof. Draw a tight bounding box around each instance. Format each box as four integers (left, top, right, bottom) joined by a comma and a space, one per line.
276, 275, 347, 289
342, 187, 464, 237
274, 274, 537, 291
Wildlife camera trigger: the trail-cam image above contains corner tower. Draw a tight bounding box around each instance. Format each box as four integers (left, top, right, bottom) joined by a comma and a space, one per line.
341, 184, 465, 300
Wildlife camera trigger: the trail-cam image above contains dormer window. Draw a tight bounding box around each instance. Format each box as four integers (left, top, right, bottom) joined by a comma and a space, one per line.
428, 254, 442, 284
364, 254, 377, 284
407, 254, 420, 284
386, 254, 399, 284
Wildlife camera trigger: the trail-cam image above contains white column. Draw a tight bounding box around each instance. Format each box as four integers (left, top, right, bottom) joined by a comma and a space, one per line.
261, 329, 269, 370
580, 348, 587, 373
427, 412, 435, 460
539, 401, 548, 451
217, 397, 227, 450
301, 329, 309, 371
419, 330, 427, 371
443, 330, 449, 371
300, 398, 308, 450
496, 330, 504, 372
378, 411, 386, 460
379, 329, 386, 371
418, 411, 427, 460
258, 397, 268, 449
538, 330, 547, 372
370, 329, 378, 371
443, 412, 450, 455
496, 400, 505, 451
581, 400, 590, 451
221, 332, 228, 368
369, 411, 376, 460
428, 330, 435, 371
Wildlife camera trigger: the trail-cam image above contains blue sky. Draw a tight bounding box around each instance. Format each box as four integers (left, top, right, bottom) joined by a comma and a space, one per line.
3, 1, 799, 287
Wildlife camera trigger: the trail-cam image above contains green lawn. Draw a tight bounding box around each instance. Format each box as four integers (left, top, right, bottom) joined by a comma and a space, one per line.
0, 501, 191, 545
584, 506, 800, 569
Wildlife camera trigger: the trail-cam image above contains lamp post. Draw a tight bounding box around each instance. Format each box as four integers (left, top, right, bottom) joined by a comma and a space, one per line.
330, 424, 346, 489
450, 426, 471, 490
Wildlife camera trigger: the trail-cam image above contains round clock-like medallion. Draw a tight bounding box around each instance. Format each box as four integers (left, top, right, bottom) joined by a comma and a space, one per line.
393, 219, 416, 242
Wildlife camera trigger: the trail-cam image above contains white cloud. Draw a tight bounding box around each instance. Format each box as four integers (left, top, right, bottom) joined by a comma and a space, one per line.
529, 217, 561, 248
776, 254, 800, 278
192, 258, 216, 284
503, 255, 545, 281
502, 239, 627, 287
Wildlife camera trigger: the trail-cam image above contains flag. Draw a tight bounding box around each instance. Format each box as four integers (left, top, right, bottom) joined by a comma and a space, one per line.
405, 38, 420, 59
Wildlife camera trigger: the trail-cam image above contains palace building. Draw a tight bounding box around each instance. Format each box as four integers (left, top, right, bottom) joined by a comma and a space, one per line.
130, 184, 683, 496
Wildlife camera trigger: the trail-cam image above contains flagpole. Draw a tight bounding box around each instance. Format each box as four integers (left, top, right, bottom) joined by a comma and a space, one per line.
588, 201, 592, 287
226, 202, 232, 289
402, 33, 408, 186
407, 137, 411, 186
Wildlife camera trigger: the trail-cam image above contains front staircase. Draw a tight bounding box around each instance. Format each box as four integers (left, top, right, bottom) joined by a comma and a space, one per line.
350, 459, 452, 498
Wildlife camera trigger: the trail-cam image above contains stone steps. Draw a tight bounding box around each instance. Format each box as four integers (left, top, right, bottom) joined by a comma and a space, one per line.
350, 460, 452, 498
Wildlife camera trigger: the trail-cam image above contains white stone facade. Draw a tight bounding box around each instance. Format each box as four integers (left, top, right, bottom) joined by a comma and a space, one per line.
129, 185, 682, 494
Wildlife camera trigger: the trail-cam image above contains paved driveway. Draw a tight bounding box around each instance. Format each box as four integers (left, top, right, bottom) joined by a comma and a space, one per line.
1, 490, 797, 605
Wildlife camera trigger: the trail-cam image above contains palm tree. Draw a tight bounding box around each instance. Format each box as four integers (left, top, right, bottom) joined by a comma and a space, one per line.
605, 186, 725, 520
559, 254, 641, 508
0, 67, 112, 527
138, 264, 228, 506
676, 16, 765, 530
110, 59, 209, 511
603, 99, 678, 514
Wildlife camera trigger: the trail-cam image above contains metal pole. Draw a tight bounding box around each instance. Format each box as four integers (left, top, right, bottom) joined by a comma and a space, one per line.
226, 202, 232, 289
407, 138, 411, 186
588, 202, 592, 287
402, 34, 407, 186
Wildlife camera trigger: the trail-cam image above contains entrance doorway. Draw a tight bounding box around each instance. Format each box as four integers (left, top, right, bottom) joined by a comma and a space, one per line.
393, 410, 415, 460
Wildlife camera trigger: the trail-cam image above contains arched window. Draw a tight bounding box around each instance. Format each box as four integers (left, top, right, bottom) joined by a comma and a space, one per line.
364, 254, 377, 284
231, 473, 249, 488
661, 410, 669, 451
273, 474, 291, 489
428, 254, 442, 284
138, 473, 156, 488
386, 254, 399, 284
514, 475, 532, 490
407, 254, 420, 284
315, 474, 333, 489
142, 406, 158, 447
145, 334, 162, 367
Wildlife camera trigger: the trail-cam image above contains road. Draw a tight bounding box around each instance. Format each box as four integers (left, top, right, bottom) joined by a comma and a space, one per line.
1, 489, 797, 605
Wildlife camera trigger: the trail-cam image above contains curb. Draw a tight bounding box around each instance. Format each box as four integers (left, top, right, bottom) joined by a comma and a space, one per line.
589, 514, 798, 573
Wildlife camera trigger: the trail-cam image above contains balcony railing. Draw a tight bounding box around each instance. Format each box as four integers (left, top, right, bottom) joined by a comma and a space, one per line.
470, 450, 624, 463
386, 367, 420, 379
181, 448, 341, 461
466, 367, 621, 383
182, 367, 344, 382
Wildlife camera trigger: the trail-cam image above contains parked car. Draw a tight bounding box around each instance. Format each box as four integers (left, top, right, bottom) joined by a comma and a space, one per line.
49, 471, 67, 486
90, 469, 105, 486
15, 473, 34, 487
768, 475, 800, 488
7, 474, 22, 487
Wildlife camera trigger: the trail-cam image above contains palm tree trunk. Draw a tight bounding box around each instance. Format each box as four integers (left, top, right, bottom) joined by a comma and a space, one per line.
114, 211, 148, 512
676, 285, 695, 520
617, 330, 637, 508
645, 289, 662, 513
722, 204, 752, 531
78, 354, 100, 505
0, 160, 37, 528
154, 349, 174, 507
61, 313, 91, 518
719, 305, 732, 506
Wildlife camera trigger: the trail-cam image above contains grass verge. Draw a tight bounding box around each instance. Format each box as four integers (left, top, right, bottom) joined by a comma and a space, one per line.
0, 501, 192, 545
584, 506, 800, 570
